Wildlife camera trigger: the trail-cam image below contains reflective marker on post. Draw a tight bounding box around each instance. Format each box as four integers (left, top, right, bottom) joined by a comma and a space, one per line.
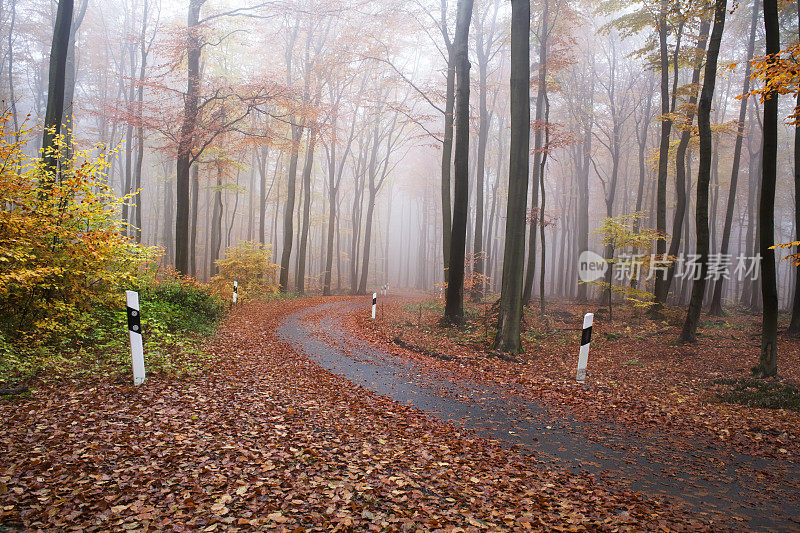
576, 313, 593, 383
372, 292, 377, 320
126, 290, 146, 386
232, 280, 238, 304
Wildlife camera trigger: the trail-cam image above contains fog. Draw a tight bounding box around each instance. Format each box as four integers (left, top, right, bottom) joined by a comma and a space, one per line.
4, 0, 799, 310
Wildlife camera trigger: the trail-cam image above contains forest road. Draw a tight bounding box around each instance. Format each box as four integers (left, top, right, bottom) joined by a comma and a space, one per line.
277, 298, 800, 532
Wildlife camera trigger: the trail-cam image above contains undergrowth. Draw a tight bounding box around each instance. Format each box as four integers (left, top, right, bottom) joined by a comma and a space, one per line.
714, 378, 800, 412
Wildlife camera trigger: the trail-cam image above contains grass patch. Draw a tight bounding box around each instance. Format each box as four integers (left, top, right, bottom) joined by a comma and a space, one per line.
714, 378, 800, 412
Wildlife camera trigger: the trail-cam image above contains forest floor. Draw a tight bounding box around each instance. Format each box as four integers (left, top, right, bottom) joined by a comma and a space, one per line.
0, 296, 708, 532
339, 293, 800, 529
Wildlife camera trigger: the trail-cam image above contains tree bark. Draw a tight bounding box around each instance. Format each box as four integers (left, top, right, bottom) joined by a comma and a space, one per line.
296, 129, 316, 293
653, 0, 675, 303
787, 0, 800, 334
189, 163, 199, 276
679, 0, 727, 343
41, 0, 75, 181
754, 0, 779, 376
175, 0, 203, 275
710, 0, 759, 316
494, 0, 529, 352
523, 0, 548, 304
665, 17, 711, 296
210, 170, 223, 276
444, 0, 474, 324
441, 0, 455, 285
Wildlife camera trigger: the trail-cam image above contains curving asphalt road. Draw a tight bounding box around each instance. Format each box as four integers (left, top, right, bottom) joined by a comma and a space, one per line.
277, 298, 800, 531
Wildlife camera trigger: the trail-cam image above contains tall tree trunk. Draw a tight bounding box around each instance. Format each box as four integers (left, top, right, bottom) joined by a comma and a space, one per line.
258, 145, 268, 244
710, 0, 759, 316
472, 9, 493, 301
8, 0, 18, 136
279, 120, 302, 291
787, 0, 800, 334
189, 163, 199, 276
631, 74, 655, 289
441, 36, 455, 285
163, 174, 174, 264
296, 129, 316, 294
323, 140, 337, 296
210, 171, 223, 276
523, 0, 548, 304
132, 0, 149, 244
495, 0, 529, 352
444, 0, 475, 324
679, 0, 727, 342
61, 0, 87, 161
41, 0, 74, 181
175, 0, 202, 275
665, 17, 711, 295
754, 0, 779, 376
653, 0, 674, 303
577, 61, 594, 301
538, 92, 550, 315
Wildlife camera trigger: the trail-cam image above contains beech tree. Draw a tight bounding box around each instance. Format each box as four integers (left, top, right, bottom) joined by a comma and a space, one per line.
679, 0, 727, 343
495, 0, 529, 352
754, 0, 779, 376
41, 0, 74, 178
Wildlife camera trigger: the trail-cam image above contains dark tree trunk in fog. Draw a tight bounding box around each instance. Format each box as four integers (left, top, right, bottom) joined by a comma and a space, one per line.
710, 0, 759, 316
132, 0, 150, 244
163, 174, 174, 265
323, 131, 338, 296
576, 60, 594, 302
42, 0, 74, 180
631, 75, 654, 288
788, 0, 800, 334
538, 92, 550, 315
8, 0, 18, 135
359, 111, 397, 296
440, 0, 456, 285
495, 0, 529, 352
279, 122, 301, 291
444, 0, 474, 324
754, 0, 779, 376
61, 0, 87, 159
296, 129, 317, 294
523, 0, 548, 304
189, 164, 199, 276
471, 0, 498, 301
258, 146, 268, 244
653, 0, 679, 303
210, 171, 223, 277
665, 17, 710, 295
175, 0, 203, 275
680, 0, 726, 343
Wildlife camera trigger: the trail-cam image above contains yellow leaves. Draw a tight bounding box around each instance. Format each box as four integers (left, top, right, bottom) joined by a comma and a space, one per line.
0, 112, 154, 351
209, 241, 279, 300
769, 241, 800, 265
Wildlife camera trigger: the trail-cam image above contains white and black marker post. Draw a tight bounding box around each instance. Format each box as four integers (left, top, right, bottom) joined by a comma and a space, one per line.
232, 280, 238, 304
576, 312, 593, 383
372, 292, 377, 320
126, 290, 146, 386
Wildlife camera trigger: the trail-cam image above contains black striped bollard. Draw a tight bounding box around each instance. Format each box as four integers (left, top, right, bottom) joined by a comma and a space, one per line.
576, 312, 593, 383
126, 290, 146, 386
232, 280, 238, 304
371, 292, 377, 320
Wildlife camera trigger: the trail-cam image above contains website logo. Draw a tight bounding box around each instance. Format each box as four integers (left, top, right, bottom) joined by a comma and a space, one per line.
578, 250, 607, 283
